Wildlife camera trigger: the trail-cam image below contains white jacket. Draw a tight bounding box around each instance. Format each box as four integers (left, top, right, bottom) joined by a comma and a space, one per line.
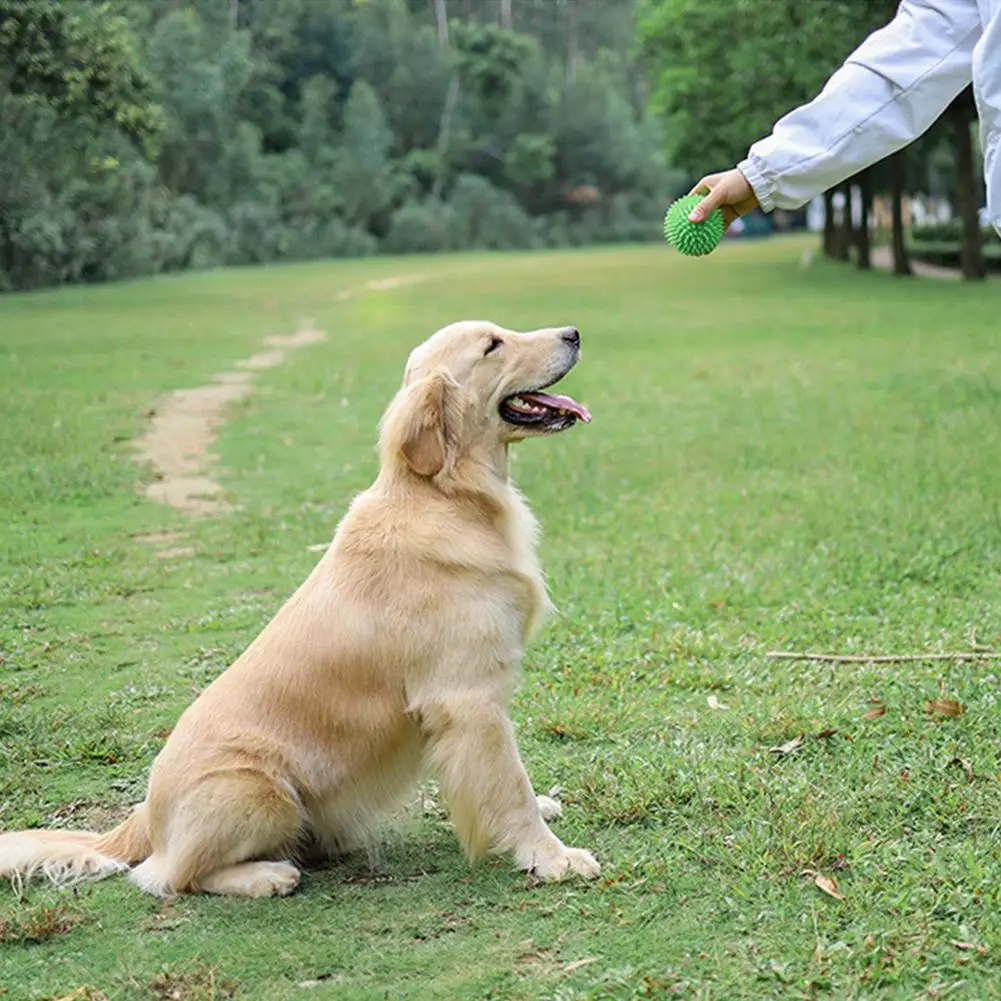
738, 0, 1001, 236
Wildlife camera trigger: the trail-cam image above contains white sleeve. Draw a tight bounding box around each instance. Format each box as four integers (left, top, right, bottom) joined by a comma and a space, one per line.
973, 15, 1001, 235
738, 0, 982, 212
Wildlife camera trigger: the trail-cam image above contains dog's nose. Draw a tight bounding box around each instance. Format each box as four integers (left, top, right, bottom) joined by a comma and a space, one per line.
561, 327, 580, 348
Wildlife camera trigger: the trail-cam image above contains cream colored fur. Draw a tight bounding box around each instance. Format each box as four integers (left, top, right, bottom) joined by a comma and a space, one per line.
0, 320, 599, 898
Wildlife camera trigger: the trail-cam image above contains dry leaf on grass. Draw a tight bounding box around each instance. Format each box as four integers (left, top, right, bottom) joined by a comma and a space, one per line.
707, 695, 728, 711
802, 869, 844, 901
863, 700, 886, 721
951, 940, 988, 955
564, 958, 599, 974
925, 698, 964, 718
969, 626, 992, 652
769, 735, 804, 756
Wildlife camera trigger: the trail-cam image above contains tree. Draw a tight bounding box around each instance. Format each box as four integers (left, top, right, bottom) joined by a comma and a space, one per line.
855, 169, 873, 270
334, 80, 395, 229
353, 0, 452, 153
432, 0, 448, 47
0, 0, 163, 288
565, 0, 579, 88
0, 0, 160, 147
0, 0, 675, 292
888, 151, 912, 277
146, 8, 253, 203
832, 182, 851, 262
637, 0, 859, 173
949, 86, 986, 280
638, 0, 933, 275
299, 74, 337, 165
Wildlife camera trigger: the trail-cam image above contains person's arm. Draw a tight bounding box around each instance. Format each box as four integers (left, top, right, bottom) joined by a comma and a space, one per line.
974, 13, 1001, 236
691, 0, 982, 223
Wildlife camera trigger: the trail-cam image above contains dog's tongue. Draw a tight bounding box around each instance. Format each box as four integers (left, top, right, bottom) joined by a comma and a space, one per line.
520, 391, 592, 423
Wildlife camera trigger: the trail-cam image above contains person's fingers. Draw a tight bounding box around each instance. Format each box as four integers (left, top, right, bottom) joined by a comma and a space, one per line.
721, 206, 739, 231
687, 174, 721, 198
688, 181, 728, 223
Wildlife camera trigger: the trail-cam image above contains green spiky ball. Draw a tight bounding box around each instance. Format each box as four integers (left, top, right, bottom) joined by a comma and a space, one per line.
663, 195, 725, 257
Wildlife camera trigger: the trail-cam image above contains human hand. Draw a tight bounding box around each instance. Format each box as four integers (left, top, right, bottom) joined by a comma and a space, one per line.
687, 169, 759, 230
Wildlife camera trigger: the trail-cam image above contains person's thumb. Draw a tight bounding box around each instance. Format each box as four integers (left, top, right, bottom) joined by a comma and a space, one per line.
689, 184, 725, 223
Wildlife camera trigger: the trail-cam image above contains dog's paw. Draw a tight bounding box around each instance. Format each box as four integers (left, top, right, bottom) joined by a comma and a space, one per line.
527, 844, 600, 882
244, 861, 302, 898
535, 794, 563, 821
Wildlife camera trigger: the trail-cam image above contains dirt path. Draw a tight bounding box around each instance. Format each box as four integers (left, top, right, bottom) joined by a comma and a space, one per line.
870, 246, 961, 280
134, 325, 327, 520
132, 273, 425, 556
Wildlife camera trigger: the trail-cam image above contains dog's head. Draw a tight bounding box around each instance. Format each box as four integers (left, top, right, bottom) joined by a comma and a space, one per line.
380, 321, 590, 480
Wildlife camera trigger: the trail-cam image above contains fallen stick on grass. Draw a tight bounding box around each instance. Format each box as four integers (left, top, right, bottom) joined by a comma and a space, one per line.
766, 651, 1001, 663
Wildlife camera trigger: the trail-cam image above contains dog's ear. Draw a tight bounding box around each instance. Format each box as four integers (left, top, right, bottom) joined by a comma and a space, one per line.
383, 370, 463, 477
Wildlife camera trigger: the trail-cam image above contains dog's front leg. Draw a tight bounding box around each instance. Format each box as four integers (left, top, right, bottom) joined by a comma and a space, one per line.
419, 689, 599, 881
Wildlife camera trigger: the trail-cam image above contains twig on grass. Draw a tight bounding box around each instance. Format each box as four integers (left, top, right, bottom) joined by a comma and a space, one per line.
766, 651, 1001, 664
969, 626, 993, 651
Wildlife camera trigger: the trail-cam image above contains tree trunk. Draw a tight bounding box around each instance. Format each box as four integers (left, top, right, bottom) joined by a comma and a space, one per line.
842, 181, 854, 260
889, 151, 912, 276
566, 0, 578, 88
500, 0, 512, 30
429, 0, 456, 202
823, 189, 836, 258
831, 182, 851, 261
951, 103, 986, 280
0, 218, 14, 286
431, 72, 460, 202
433, 0, 448, 49
856, 170, 872, 270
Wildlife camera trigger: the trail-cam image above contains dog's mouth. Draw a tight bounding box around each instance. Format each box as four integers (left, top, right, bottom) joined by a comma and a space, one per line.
500, 385, 592, 432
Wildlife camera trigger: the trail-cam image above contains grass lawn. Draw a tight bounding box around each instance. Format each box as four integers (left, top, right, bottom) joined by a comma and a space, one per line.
2, 237, 1001, 999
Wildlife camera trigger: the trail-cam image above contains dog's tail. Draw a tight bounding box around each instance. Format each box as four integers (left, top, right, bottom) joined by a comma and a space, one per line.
0, 804, 151, 888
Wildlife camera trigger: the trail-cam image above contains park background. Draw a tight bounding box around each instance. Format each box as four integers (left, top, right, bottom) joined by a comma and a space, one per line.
1, 0, 997, 291
3, 2, 1001, 1000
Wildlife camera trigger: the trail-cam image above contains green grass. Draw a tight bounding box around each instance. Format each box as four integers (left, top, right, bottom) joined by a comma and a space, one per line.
2, 239, 1001, 999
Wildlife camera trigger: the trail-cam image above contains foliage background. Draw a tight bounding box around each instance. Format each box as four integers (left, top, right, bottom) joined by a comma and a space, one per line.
0, 0, 993, 290
0, 0, 680, 292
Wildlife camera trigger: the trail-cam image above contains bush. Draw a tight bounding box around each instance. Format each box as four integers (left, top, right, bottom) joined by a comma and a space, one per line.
446, 174, 536, 251
11, 156, 175, 287
909, 239, 1001, 272
151, 194, 229, 273
225, 200, 290, 264
603, 191, 666, 243
911, 221, 997, 245
534, 211, 575, 249
384, 201, 450, 254
569, 193, 662, 245
531, 193, 663, 250
283, 218, 378, 260
911, 220, 963, 243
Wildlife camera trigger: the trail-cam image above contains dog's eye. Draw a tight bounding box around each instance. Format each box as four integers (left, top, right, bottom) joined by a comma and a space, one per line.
484, 337, 503, 356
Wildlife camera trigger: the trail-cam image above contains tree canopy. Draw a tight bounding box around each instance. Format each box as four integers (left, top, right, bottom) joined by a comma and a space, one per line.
636, 0, 900, 175
0, 0, 987, 292
0, 0, 676, 292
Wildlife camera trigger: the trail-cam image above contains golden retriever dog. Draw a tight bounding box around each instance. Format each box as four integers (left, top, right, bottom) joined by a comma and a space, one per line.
0, 320, 600, 898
